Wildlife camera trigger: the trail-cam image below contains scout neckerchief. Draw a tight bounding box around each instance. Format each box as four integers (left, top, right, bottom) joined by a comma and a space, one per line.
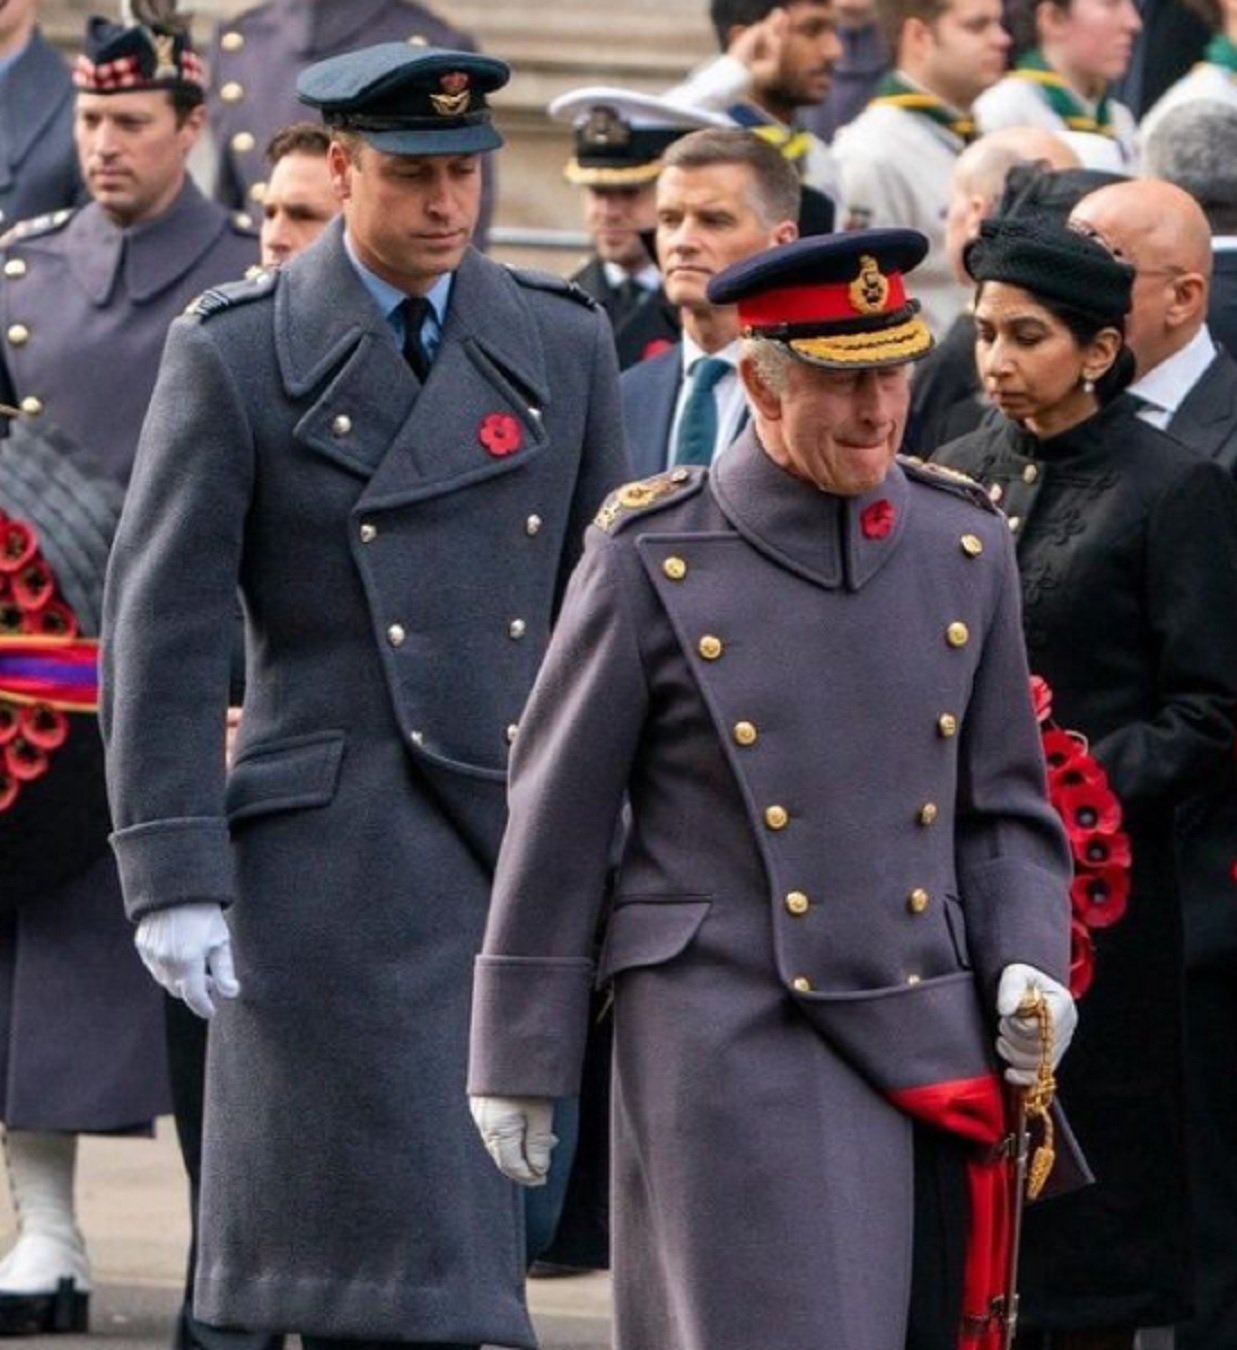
1011, 48, 1115, 136
727, 102, 814, 175
1202, 33, 1237, 75
868, 70, 977, 142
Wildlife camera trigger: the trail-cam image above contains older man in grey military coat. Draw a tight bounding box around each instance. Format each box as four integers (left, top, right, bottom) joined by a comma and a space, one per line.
102, 44, 627, 1350
469, 231, 1082, 1350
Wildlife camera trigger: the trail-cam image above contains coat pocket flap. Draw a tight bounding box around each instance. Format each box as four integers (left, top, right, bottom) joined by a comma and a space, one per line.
226, 731, 346, 825
597, 896, 711, 983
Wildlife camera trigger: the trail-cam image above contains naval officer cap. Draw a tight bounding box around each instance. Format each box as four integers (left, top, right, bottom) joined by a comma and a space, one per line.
296, 44, 510, 156
708, 229, 935, 369
548, 87, 732, 187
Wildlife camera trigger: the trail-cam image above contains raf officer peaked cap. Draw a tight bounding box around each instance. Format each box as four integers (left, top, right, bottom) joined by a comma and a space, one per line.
297, 44, 510, 156
707, 229, 935, 370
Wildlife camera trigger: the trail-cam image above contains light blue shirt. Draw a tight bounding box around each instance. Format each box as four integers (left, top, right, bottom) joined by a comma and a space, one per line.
342, 230, 453, 363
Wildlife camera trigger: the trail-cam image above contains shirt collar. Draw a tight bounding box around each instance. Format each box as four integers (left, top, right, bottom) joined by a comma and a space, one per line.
602, 259, 661, 292
680, 332, 742, 375
1128, 325, 1217, 417
342, 229, 453, 329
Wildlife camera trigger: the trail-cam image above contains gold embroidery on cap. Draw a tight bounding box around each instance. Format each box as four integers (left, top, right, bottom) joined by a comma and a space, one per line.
430, 71, 471, 117
847, 254, 890, 315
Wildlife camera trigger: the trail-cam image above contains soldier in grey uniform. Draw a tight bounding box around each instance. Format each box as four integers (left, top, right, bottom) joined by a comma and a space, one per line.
0, 11, 256, 1338
469, 231, 1084, 1350
102, 43, 627, 1350
205, 0, 495, 247
0, 0, 82, 231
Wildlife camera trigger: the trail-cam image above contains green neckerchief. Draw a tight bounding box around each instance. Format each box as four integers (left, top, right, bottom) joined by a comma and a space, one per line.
1203, 33, 1237, 74
1012, 48, 1114, 136
869, 71, 976, 142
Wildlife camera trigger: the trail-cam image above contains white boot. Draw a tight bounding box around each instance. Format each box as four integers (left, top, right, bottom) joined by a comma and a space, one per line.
0, 1131, 90, 1335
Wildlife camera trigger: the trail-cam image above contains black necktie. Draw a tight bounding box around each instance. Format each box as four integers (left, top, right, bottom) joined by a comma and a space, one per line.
401, 295, 432, 381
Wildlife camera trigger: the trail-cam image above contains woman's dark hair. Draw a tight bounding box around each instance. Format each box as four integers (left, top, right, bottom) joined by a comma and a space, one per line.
997, 288, 1136, 402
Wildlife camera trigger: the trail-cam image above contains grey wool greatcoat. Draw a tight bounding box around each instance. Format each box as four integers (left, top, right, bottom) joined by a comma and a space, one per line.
101, 219, 627, 1344
0, 28, 82, 232
470, 431, 1075, 1350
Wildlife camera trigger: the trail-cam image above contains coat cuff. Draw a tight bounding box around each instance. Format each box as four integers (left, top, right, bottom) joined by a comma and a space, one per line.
959, 857, 1070, 1001
110, 817, 236, 921
468, 955, 594, 1098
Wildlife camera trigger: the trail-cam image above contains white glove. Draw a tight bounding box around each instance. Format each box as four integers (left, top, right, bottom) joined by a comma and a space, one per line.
468, 1095, 557, 1188
135, 902, 240, 1020
996, 963, 1078, 1087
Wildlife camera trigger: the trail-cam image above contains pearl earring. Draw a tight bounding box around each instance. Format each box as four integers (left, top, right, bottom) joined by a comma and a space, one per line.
1082, 377, 1096, 395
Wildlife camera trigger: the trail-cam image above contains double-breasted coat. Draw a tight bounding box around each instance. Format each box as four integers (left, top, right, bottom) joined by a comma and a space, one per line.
936, 399, 1237, 1330
469, 431, 1074, 1350
0, 180, 254, 1133
101, 220, 627, 1343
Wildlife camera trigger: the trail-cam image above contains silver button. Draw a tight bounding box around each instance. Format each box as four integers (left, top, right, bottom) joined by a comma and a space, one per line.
332, 414, 352, 438
1008, 516, 1022, 533
409, 729, 424, 746
1022, 463, 1039, 484
221, 30, 245, 51
359, 522, 377, 544
508, 619, 526, 640
505, 723, 519, 744
387, 624, 407, 647
525, 514, 542, 536
231, 131, 256, 154
528, 406, 542, 423
3, 259, 27, 279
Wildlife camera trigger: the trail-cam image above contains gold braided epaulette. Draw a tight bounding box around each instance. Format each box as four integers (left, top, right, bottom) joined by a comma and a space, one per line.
593, 466, 705, 534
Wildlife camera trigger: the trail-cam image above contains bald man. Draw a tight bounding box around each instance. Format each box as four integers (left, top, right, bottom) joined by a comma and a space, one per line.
1071, 177, 1237, 1350
907, 127, 1079, 453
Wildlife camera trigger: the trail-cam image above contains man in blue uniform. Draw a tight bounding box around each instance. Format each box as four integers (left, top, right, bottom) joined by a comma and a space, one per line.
102, 42, 627, 1350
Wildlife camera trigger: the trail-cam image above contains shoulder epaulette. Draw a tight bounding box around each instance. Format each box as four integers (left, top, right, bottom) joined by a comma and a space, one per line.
899, 455, 1000, 515
594, 467, 707, 534
0, 208, 75, 249
506, 264, 600, 311
184, 267, 278, 321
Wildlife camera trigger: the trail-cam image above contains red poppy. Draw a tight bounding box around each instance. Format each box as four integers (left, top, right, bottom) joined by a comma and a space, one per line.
4, 738, 48, 783
0, 704, 19, 746
860, 499, 896, 540
642, 338, 674, 361
19, 704, 68, 751
1029, 675, 1053, 725
478, 413, 522, 457
0, 518, 36, 574
1071, 827, 1132, 870
21, 600, 76, 637
1070, 866, 1130, 928
1057, 779, 1122, 837
0, 601, 23, 635
1049, 755, 1106, 794
13, 558, 54, 611
0, 767, 17, 813
1069, 920, 1095, 1000
1041, 726, 1084, 772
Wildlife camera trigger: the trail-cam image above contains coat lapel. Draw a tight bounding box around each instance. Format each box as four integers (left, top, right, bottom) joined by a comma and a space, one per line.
1168, 352, 1237, 467
0, 31, 73, 192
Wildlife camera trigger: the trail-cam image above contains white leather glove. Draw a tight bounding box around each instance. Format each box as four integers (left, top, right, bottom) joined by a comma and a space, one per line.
468, 1095, 557, 1187
135, 902, 240, 1020
996, 963, 1078, 1087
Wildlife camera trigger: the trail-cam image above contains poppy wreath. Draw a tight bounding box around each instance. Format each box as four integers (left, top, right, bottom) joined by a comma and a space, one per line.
1031, 674, 1131, 998
0, 510, 80, 813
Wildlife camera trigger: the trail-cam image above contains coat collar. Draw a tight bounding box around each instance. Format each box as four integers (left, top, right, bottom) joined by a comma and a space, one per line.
276, 0, 394, 55
1169, 350, 1237, 463
0, 29, 73, 188
709, 426, 910, 591
66, 179, 230, 306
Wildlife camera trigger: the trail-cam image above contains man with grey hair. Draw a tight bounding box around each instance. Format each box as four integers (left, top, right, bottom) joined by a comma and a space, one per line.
1143, 98, 1237, 358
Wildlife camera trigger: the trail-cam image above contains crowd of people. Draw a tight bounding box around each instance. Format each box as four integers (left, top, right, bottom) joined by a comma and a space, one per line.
0, 1, 1235, 1349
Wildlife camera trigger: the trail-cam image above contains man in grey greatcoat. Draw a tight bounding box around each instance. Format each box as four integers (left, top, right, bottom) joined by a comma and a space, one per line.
102, 43, 628, 1350
469, 230, 1083, 1350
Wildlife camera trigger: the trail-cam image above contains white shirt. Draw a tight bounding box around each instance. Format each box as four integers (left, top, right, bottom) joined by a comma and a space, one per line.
1128, 325, 1218, 431
602, 260, 662, 293
1141, 63, 1237, 144
666, 335, 747, 469
975, 76, 1139, 172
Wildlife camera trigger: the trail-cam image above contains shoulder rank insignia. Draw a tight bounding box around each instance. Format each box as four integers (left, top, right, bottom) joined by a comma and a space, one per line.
506, 264, 600, 311
593, 467, 703, 534
898, 455, 1000, 515
184, 267, 278, 320
0, 208, 74, 249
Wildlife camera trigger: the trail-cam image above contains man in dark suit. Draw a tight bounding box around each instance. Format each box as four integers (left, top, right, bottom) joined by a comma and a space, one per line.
621, 127, 799, 477
102, 44, 627, 1350
1071, 177, 1237, 1350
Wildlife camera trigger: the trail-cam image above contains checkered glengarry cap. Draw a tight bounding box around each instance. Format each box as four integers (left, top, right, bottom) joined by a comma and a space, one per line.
74, 16, 205, 95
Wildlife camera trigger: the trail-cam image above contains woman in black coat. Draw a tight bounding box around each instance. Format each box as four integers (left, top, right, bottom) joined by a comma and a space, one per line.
934, 217, 1237, 1350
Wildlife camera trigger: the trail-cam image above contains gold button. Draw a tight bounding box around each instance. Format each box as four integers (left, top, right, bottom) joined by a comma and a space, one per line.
1022, 463, 1039, 484
764, 805, 789, 831
908, 888, 930, 915
792, 976, 813, 993
946, 622, 969, 648
937, 713, 958, 738
7, 324, 29, 347
525, 514, 542, 536
785, 890, 810, 916
906, 973, 921, 986
221, 30, 245, 51
3, 259, 27, 279
1008, 516, 1022, 533
408, 32, 429, 45
359, 522, 377, 544
220, 81, 245, 104
19, 396, 42, 416
332, 414, 352, 437
733, 721, 758, 747
663, 556, 687, 581
988, 482, 1003, 504
505, 723, 519, 744
248, 181, 267, 204
231, 131, 256, 154
918, 802, 938, 826
509, 619, 527, 639
670, 467, 690, 483
960, 534, 983, 558
698, 634, 723, 660
387, 624, 406, 647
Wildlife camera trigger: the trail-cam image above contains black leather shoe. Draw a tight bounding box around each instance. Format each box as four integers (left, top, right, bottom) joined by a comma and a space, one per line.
0, 1279, 90, 1336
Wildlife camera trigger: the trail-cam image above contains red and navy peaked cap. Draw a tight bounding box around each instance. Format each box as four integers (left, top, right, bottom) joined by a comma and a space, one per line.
707, 229, 935, 370
74, 16, 205, 95
297, 44, 510, 156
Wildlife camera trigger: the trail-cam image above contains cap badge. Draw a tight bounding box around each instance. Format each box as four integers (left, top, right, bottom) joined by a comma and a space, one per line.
430, 72, 471, 118
151, 32, 179, 82
848, 255, 890, 315
478, 412, 522, 457
582, 106, 630, 148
